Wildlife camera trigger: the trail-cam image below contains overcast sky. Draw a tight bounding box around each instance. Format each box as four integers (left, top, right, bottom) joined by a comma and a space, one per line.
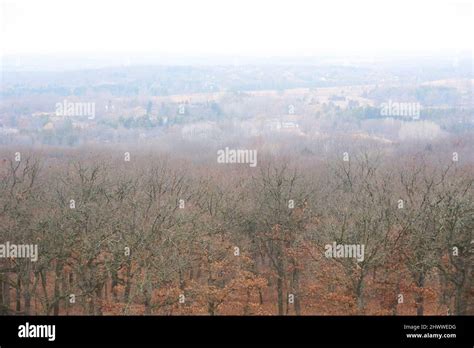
0, 0, 472, 57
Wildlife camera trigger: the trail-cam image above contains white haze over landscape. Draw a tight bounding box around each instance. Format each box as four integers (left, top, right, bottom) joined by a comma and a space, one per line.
0, 0, 472, 65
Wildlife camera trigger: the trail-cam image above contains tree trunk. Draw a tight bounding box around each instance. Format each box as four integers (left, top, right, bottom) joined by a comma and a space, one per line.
40, 270, 51, 314
4, 273, 10, 313
0, 273, 9, 314
124, 259, 132, 302
355, 275, 365, 314
392, 280, 400, 316
15, 276, 21, 312
61, 273, 68, 315
111, 270, 118, 302
276, 273, 284, 315
243, 289, 251, 315
143, 280, 152, 315
454, 285, 465, 315
53, 261, 62, 315
415, 273, 425, 316
292, 265, 301, 315
207, 301, 216, 316
95, 285, 103, 315
0, 274, 3, 309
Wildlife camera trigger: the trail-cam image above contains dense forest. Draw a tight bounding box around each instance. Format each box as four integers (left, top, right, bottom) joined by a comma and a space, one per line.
1, 140, 472, 316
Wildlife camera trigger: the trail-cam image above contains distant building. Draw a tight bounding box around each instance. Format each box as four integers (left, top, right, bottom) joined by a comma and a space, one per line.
0, 127, 19, 135
281, 121, 299, 129
264, 116, 303, 135
129, 106, 147, 118
72, 121, 90, 130
43, 122, 55, 130
181, 121, 220, 140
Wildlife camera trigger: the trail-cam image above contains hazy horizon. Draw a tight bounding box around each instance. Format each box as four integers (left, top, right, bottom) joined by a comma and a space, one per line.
1, 0, 472, 56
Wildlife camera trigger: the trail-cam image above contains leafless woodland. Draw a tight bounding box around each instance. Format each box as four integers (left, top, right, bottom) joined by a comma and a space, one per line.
0, 136, 472, 316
